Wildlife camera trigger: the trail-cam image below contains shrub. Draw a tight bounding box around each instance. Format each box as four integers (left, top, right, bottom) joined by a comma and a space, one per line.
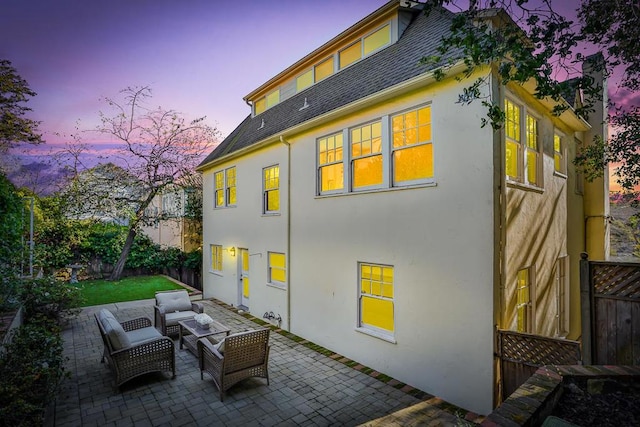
19, 276, 84, 322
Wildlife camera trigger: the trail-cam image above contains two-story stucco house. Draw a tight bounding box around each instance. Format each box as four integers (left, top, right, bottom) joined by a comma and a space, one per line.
196, 1, 608, 414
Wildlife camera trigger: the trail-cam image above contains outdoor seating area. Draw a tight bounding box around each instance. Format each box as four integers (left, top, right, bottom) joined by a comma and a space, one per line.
53, 297, 477, 426
154, 289, 204, 336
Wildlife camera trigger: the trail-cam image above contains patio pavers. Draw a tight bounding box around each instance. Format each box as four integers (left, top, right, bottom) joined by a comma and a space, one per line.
54, 298, 474, 426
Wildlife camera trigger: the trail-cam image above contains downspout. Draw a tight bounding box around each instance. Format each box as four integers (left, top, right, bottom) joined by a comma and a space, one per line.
279, 135, 292, 331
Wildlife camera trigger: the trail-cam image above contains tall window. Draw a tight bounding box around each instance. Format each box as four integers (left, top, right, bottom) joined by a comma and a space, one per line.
214, 167, 236, 208
318, 132, 344, 193
525, 115, 539, 186
214, 171, 225, 208
266, 89, 279, 109
505, 98, 521, 180
516, 267, 533, 333
268, 252, 286, 286
554, 133, 566, 175
210, 244, 222, 273
505, 98, 542, 187
555, 256, 569, 337
226, 167, 236, 205
263, 165, 280, 213
254, 98, 266, 115
358, 263, 394, 337
351, 121, 382, 189
392, 105, 433, 185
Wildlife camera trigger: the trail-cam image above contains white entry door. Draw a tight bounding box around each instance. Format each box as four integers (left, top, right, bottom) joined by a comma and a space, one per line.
238, 248, 249, 309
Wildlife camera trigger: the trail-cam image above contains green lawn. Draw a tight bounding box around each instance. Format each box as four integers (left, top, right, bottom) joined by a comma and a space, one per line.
75, 275, 187, 306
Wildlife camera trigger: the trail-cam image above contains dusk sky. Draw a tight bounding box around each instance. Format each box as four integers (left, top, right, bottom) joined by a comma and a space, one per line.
1, 0, 630, 173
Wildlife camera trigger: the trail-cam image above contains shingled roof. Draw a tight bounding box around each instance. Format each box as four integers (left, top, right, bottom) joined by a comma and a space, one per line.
198, 4, 462, 170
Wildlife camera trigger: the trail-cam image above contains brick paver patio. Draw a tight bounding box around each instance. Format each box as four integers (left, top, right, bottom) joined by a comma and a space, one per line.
53, 297, 476, 426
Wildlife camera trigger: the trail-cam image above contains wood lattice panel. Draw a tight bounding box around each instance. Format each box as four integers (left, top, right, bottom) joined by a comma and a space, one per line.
591, 263, 640, 299
498, 330, 581, 367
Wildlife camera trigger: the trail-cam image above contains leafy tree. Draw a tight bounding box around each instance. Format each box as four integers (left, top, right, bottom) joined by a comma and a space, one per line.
422, 0, 639, 191
0, 59, 42, 154
0, 174, 26, 309
93, 86, 219, 280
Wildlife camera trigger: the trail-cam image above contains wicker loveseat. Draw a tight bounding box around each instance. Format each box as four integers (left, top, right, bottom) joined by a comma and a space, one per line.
154, 290, 204, 336
95, 308, 175, 388
198, 328, 270, 401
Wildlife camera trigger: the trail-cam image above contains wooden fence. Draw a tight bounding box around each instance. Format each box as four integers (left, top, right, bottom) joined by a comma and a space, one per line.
581, 255, 640, 365
496, 330, 581, 402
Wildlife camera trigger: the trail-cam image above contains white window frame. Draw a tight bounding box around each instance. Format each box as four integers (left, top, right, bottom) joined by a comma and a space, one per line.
316, 103, 436, 196
262, 164, 280, 214
356, 262, 395, 343
516, 266, 535, 333
350, 120, 385, 191
554, 131, 567, 177
210, 244, 223, 274
213, 167, 236, 209
267, 251, 286, 289
317, 131, 345, 195
390, 104, 435, 187
505, 97, 543, 188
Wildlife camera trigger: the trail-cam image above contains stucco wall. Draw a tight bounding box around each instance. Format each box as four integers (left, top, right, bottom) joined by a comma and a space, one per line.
202, 75, 496, 414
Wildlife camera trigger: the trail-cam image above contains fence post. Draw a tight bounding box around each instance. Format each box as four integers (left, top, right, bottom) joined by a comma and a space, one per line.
579, 252, 592, 364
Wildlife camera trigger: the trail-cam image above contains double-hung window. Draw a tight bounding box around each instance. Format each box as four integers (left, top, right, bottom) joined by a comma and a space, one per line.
210, 244, 222, 273
263, 165, 280, 213
392, 105, 433, 185
214, 166, 236, 208
318, 132, 344, 194
268, 252, 286, 287
351, 121, 383, 190
516, 267, 533, 333
316, 103, 436, 195
505, 98, 542, 187
554, 133, 567, 175
358, 263, 394, 339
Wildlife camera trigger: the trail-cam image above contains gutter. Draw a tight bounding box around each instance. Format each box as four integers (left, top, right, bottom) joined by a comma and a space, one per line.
279, 135, 292, 331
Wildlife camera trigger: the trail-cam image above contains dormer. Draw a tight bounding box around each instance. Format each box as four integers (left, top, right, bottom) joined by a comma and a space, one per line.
244, 0, 423, 117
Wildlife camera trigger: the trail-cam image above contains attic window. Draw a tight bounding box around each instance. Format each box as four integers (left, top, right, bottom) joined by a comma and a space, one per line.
339, 41, 362, 69
364, 24, 390, 55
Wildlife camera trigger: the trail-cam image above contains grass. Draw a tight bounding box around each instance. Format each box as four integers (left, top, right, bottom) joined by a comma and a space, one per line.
75, 275, 187, 307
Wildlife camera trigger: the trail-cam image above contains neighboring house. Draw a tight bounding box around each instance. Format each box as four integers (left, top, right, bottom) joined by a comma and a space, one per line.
196, 1, 608, 414
140, 187, 200, 252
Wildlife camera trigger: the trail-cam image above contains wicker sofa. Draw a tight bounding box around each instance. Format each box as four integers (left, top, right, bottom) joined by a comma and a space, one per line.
198, 328, 270, 401
154, 289, 204, 336
95, 308, 175, 388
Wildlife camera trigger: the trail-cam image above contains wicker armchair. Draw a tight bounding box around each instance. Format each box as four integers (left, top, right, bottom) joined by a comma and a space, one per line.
154, 290, 204, 336
198, 328, 270, 401
95, 309, 175, 388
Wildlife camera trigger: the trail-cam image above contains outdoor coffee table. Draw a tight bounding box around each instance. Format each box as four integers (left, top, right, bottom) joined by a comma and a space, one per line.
178, 319, 230, 357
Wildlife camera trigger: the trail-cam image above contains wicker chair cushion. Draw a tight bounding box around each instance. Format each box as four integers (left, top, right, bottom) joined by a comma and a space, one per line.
164, 310, 199, 326
155, 290, 192, 313
98, 309, 131, 350
214, 338, 225, 354
127, 326, 163, 346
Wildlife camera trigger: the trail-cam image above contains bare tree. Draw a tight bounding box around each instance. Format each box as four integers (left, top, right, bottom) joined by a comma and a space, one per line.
96, 86, 219, 280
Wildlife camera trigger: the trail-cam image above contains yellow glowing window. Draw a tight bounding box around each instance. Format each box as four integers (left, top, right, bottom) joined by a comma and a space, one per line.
359, 263, 394, 333
254, 98, 266, 115
554, 134, 565, 173
525, 115, 539, 185
339, 40, 362, 69
214, 171, 225, 207
391, 106, 433, 185
315, 57, 334, 82
505, 99, 521, 179
266, 90, 279, 109
268, 252, 286, 284
351, 121, 382, 189
242, 249, 249, 298
226, 167, 236, 205
364, 25, 390, 55
296, 69, 313, 92
318, 132, 344, 193
263, 165, 279, 213
211, 245, 222, 272
516, 268, 531, 333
